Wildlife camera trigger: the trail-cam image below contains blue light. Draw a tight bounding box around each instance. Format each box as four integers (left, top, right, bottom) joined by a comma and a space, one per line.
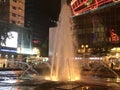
0, 49, 17, 53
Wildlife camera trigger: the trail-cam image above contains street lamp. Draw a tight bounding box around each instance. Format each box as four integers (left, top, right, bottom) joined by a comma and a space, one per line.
81, 44, 88, 60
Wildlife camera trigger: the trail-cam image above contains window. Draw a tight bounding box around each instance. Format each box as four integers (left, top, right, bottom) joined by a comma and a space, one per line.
18, 15, 23, 19
12, 6, 16, 10
18, 21, 20, 24
18, 0, 23, 4
12, 13, 16, 17
18, 7, 22, 11
11, 20, 16, 24
13, 0, 17, 2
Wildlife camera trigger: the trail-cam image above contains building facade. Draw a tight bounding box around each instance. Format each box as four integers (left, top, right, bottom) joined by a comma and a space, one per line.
0, 0, 34, 61
70, 0, 120, 56
0, 0, 25, 27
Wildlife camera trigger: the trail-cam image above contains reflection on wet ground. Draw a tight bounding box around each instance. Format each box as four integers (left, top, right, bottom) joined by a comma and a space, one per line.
0, 81, 120, 90
0, 86, 36, 90
0, 81, 119, 90
0, 71, 120, 90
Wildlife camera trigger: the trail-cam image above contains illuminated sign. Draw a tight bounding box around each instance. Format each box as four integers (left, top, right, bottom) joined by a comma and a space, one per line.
1, 31, 18, 48
0, 49, 17, 53
109, 29, 119, 43
71, 0, 120, 15
17, 47, 35, 55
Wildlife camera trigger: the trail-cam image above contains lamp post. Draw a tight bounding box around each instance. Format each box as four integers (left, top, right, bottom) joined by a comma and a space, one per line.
81, 44, 88, 60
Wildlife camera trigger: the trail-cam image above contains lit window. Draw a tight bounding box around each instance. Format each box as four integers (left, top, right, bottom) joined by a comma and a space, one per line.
12, 6, 16, 10
18, 7, 22, 11
18, 0, 22, 4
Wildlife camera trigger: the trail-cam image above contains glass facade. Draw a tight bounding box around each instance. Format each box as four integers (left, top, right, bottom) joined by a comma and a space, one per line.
72, 1, 120, 55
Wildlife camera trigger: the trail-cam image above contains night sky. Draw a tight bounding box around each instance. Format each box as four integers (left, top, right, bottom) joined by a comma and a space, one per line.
37, 0, 71, 22
29, 0, 62, 56
32, 0, 61, 37
31, 0, 72, 56
32, 0, 72, 41
33, 0, 72, 29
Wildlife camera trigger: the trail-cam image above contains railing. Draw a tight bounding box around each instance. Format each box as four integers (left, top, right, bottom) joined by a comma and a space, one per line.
0, 60, 39, 78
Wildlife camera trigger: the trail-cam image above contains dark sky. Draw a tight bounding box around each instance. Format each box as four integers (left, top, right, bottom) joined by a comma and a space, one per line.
37, 0, 71, 21
34, 0, 61, 23
34, 0, 72, 28
31, 0, 72, 46
26, 0, 72, 56
29, 0, 62, 50
33, 0, 61, 32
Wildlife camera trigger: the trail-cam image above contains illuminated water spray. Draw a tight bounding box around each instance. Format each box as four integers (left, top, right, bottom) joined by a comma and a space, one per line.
50, 0, 80, 81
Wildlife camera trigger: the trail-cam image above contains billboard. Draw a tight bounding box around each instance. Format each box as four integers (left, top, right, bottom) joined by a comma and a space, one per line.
1, 31, 18, 48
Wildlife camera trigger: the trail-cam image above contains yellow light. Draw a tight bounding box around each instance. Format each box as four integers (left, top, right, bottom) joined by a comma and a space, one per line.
78, 49, 81, 53
81, 45, 88, 48
17, 47, 21, 53
86, 86, 89, 89
74, 77, 80, 80
68, 76, 80, 81
45, 76, 51, 80
81, 45, 84, 48
51, 76, 58, 81
85, 45, 88, 48
116, 77, 120, 82
116, 53, 119, 58
45, 76, 58, 81
32, 47, 40, 54
111, 48, 116, 51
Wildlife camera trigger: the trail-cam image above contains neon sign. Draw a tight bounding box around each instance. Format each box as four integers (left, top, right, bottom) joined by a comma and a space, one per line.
109, 29, 119, 43
71, 0, 120, 15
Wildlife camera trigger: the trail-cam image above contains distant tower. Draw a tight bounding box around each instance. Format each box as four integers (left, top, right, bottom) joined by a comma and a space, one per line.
0, 0, 25, 27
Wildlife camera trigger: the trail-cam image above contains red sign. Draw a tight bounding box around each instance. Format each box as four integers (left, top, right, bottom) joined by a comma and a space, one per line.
109, 29, 119, 43
33, 39, 39, 44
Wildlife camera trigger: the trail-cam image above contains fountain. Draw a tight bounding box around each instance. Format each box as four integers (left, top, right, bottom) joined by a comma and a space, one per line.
50, 0, 80, 81
46, 0, 120, 89
0, 60, 39, 80
0, 0, 120, 89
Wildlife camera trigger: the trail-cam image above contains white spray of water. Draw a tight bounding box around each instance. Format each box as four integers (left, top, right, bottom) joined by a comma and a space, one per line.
50, 0, 80, 81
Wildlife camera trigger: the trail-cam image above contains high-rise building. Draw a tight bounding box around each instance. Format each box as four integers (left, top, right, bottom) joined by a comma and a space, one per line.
0, 0, 25, 27
0, 0, 34, 60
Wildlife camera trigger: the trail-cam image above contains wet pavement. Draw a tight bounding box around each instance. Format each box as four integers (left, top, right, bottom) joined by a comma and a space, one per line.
0, 86, 36, 90
0, 80, 119, 90
0, 70, 120, 90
